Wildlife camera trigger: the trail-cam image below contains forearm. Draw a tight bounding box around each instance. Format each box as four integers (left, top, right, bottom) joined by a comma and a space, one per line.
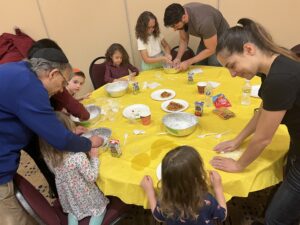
142, 55, 165, 64
187, 48, 214, 65
146, 188, 157, 213
237, 136, 270, 169
214, 187, 227, 215
234, 108, 261, 145
176, 40, 187, 61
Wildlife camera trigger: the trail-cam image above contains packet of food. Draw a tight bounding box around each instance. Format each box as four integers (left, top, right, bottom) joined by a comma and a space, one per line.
212, 93, 232, 108
213, 108, 235, 120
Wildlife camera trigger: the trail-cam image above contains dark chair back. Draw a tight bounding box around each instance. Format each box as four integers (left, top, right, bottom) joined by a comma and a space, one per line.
14, 173, 61, 225
89, 56, 106, 90
291, 44, 300, 58
171, 46, 195, 62
14, 173, 131, 225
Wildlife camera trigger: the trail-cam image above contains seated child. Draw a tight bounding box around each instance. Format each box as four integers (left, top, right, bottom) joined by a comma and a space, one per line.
135, 11, 172, 70
51, 68, 90, 121
104, 43, 139, 83
141, 145, 227, 225
39, 112, 109, 225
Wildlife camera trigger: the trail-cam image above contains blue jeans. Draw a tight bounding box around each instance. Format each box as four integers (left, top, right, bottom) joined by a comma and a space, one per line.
265, 145, 300, 225
196, 40, 221, 66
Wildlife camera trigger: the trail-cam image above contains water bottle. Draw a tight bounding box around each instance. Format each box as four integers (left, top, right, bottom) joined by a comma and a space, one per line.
204, 82, 213, 107
241, 79, 252, 105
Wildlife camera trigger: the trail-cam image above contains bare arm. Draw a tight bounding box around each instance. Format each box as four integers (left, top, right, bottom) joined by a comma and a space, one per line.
178, 35, 217, 71
237, 109, 286, 168
209, 171, 227, 217
140, 175, 157, 212
139, 50, 171, 64
211, 109, 286, 172
161, 38, 171, 55
214, 104, 263, 153
175, 30, 189, 62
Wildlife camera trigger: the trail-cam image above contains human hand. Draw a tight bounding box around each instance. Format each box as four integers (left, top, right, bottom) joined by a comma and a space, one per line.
74, 125, 88, 135
209, 170, 223, 191
163, 56, 172, 64
210, 156, 244, 172
172, 58, 181, 68
178, 61, 190, 71
214, 139, 240, 153
89, 135, 104, 148
89, 147, 99, 158
140, 175, 154, 193
82, 92, 91, 100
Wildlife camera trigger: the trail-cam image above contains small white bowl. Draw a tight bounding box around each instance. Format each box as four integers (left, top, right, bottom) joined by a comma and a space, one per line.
105, 81, 129, 97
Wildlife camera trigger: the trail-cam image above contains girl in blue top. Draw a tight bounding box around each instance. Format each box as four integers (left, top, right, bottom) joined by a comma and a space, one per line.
141, 146, 227, 225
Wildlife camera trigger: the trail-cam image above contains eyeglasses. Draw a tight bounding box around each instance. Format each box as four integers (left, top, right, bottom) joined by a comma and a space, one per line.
57, 70, 69, 87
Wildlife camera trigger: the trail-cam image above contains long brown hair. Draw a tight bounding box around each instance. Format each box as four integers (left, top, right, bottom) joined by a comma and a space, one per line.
159, 146, 208, 221
105, 43, 130, 65
39, 112, 76, 168
216, 18, 299, 61
135, 11, 160, 44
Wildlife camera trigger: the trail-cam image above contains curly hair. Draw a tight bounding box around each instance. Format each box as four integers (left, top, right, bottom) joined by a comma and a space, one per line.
159, 146, 208, 221
135, 11, 160, 44
164, 3, 185, 27
105, 43, 130, 65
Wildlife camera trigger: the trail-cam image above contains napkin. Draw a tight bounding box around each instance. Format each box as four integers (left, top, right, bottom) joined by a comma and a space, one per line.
133, 129, 145, 135
190, 68, 203, 74
147, 82, 161, 89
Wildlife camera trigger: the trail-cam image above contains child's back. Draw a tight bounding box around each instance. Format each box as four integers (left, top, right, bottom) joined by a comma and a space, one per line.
153, 192, 225, 225
53, 152, 109, 221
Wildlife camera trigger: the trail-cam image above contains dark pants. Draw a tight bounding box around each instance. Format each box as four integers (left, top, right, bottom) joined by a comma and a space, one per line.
23, 135, 58, 198
265, 144, 300, 225
196, 39, 221, 66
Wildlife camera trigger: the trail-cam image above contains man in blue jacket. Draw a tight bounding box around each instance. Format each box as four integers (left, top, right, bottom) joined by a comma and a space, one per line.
0, 48, 103, 225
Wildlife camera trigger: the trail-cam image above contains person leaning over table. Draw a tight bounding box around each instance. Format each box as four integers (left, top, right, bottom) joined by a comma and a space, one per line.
0, 48, 104, 225
209, 18, 300, 225
163, 2, 229, 71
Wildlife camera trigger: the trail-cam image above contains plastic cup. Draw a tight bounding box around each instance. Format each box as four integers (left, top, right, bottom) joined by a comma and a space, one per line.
140, 112, 151, 125
197, 82, 207, 94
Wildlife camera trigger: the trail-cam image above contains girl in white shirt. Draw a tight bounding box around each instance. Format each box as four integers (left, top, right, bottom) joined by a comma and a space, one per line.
135, 11, 172, 71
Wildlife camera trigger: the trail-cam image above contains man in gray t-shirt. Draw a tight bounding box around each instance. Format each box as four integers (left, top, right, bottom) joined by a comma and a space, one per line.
164, 3, 229, 70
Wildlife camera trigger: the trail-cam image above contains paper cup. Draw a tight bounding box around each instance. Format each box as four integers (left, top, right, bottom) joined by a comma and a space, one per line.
140, 112, 151, 125
197, 82, 207, 94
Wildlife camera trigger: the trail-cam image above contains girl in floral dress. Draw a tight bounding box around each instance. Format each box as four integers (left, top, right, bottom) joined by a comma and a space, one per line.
39, 112, 109, 225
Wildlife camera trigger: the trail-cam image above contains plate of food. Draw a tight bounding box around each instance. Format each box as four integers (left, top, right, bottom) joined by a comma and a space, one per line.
161, 99, 189, 113
151, 89, 176, 101
122, 104, 150, 119
251, 85, 261, 98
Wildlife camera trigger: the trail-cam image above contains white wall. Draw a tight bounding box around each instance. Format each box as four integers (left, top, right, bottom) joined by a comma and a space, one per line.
1, 0, 299, 95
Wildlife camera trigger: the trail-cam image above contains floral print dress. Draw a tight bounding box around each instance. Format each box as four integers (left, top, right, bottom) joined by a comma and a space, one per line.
53, 152, 109, 220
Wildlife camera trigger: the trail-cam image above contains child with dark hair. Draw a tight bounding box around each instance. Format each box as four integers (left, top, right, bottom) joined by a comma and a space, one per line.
104, 43, 139, 83
135, 11, 172, 71
141, 146, 226, 225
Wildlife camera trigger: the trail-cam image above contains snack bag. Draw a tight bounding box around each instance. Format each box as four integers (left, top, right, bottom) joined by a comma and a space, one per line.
213, 108, 235, 120
212, 94, 231, 108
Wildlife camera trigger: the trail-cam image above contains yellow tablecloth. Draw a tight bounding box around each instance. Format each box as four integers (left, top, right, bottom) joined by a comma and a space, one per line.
86, 66, 289, 208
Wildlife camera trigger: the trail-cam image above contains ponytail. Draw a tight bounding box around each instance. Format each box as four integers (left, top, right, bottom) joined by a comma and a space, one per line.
216, 18, 299, 61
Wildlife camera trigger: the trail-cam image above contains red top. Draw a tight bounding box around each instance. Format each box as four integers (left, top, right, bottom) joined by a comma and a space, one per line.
104, 61, 139, 83
51, 88, 90, 121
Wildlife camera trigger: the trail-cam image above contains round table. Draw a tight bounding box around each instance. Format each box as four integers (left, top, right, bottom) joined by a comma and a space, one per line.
85, 66, 289, 208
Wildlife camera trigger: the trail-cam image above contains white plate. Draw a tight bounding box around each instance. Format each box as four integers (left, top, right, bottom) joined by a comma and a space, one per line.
122, 104, 150, 119
251, 85, 261, 98
151, 89, 176, 101
156, 163, 162, 180
161, 99, 189, 113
